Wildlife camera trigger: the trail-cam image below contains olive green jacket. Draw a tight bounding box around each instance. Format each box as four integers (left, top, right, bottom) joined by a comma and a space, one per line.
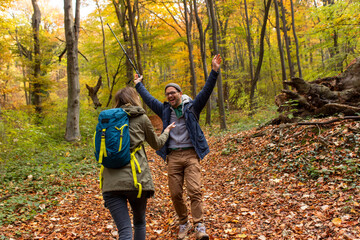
101, 105, 169, 196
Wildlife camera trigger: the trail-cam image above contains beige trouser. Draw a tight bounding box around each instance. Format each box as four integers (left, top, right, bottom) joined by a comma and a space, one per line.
167, 148, 204, 225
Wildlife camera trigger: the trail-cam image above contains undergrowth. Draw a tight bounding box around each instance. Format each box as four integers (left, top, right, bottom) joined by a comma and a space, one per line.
202, 104, 279, 136
0, 105, 99, 225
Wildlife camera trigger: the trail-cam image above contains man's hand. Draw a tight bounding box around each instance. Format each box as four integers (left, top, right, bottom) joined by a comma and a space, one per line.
134, 74, 143, 85
211, 54, 222, 72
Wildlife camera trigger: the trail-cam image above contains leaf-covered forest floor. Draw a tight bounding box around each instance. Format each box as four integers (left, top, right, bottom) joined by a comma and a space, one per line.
1, 116, 359, 239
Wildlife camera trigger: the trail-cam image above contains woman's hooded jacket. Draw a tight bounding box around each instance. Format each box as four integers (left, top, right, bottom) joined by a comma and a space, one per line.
101, 104, 169, 196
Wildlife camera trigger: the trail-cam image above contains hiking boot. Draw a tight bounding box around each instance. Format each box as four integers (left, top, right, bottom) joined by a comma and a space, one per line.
178, 221, 192, 239
195, 223, 209, 240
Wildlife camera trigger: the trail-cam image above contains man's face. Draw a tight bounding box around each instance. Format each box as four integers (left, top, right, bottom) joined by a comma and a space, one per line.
165, 87, 182, 108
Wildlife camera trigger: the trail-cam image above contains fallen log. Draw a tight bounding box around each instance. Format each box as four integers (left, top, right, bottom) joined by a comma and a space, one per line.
274, 57, 360, 124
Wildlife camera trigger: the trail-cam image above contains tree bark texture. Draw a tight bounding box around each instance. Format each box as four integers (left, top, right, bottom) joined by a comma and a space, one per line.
64, 0, 81, 141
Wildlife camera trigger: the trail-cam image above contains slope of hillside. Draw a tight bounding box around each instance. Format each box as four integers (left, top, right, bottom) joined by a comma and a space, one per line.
1, 117, 359, 239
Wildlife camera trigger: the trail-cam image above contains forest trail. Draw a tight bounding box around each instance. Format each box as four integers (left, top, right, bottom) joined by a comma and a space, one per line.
1, 116, 359, 239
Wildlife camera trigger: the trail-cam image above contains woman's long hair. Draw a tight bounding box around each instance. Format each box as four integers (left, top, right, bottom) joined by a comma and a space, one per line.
114, 87, 142, 108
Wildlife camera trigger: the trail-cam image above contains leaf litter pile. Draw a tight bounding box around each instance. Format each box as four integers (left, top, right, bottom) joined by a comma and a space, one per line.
1, 116, 359, 239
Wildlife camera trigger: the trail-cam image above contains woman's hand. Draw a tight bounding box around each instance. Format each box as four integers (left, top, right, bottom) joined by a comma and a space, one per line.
164, 122, 176, 133
134, 74, 143, 85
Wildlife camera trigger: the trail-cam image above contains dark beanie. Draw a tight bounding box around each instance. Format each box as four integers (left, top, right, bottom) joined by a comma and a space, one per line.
165, 83, 182, 92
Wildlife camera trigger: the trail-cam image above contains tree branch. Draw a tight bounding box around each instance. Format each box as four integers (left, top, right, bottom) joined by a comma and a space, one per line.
141, 5, 183, 37
298, 116, 360, 125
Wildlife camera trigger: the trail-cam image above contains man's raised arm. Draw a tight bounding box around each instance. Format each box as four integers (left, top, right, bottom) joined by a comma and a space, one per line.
134, 75, 164, 118
192, 54, 222, 113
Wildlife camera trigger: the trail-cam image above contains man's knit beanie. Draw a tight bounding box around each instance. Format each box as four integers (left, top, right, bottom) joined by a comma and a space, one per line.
165, 83, 182, 92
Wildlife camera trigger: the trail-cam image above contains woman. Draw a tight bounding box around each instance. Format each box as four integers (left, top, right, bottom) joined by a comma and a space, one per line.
101, 87, 175, 240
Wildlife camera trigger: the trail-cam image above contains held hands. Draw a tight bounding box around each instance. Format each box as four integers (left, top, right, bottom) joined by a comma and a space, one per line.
164, 122, 176, 133
134, 74, 143, 85
211, 54, 222, 72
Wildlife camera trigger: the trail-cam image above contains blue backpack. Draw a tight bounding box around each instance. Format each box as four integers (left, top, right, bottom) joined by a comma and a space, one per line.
94, 108, 131, 168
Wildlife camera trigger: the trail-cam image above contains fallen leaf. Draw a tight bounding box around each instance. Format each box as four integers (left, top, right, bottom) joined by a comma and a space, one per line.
332, 218, 342, 226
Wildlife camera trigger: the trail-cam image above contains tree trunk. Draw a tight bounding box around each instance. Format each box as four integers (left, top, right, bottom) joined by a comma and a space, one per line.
322, 0, 341, 72
280, 0, 294, 78
64, 0, 81, 141
126, 0, 143, 75
31, 0, 42, 114
250, 0, 272, 111
274, 0, 287, 89
22, 66, 29, 105
232, 40, 240, 69
207, 0, 226, 130
125, 0, 147, 112
95, 0, 110, 89
249, 0, 272, 113
15, 33, 30, 105
194, 0, 211, 125
244, 0, 254, 84
183, 0, 197, 99
218, 7, 231, 110
106, 59, 123, 107
113, 0, 134, 84
86, 76, 102, 109
290, 0, 302, 78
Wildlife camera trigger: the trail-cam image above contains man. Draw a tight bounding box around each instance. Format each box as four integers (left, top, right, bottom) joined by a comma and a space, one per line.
134, 54, 221, 240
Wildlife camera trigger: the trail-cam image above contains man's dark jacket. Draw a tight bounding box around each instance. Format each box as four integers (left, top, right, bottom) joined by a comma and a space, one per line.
135, 70, 219, 161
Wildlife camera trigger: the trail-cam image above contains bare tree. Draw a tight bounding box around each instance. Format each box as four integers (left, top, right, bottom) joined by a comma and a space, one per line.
64, 0, 81, 141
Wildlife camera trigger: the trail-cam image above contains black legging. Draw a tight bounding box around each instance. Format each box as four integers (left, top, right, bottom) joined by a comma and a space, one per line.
103, 191, 148, 240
